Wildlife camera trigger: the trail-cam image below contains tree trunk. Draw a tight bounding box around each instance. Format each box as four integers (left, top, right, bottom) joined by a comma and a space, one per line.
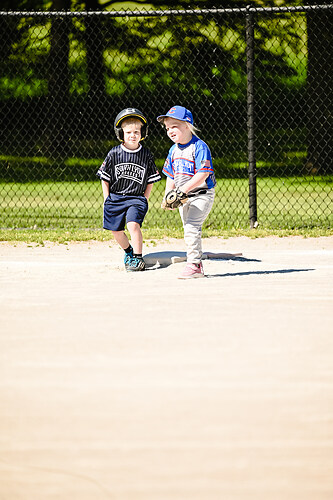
306, 4, 333, 175
47, 0, 71, 158
85, 0, 106, 101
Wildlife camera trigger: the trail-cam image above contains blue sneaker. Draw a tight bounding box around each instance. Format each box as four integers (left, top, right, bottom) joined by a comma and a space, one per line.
125, 256, 145, 272
124, 247, 134, 267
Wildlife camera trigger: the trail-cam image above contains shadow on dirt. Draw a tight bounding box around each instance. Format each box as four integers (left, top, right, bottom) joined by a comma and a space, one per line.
144, 250, 260, 269
206, 268, 315, 278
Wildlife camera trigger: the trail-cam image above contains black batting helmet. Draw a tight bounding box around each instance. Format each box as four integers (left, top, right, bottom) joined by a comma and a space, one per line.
114, 108, 148, 141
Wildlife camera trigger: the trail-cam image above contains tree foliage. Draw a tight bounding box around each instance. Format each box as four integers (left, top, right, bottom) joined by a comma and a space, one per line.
0, 0, 306, 102
1, 0, 331, 174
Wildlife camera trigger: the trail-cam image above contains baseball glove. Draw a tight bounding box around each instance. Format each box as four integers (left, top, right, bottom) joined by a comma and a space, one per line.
161, 188, 188, 210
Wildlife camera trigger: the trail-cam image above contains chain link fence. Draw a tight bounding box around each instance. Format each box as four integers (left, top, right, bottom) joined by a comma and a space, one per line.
0, 4, 332, 230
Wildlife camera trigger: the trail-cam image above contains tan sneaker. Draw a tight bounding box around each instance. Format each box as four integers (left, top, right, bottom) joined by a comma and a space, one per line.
178, 262, 204, 279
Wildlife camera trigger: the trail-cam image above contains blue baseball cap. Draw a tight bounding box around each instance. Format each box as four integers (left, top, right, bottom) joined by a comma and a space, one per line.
156, 105, 193, 124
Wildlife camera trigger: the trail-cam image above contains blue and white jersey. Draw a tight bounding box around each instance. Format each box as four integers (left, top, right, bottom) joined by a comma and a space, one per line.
162, 135, 216, 192
97, 144, 161, 196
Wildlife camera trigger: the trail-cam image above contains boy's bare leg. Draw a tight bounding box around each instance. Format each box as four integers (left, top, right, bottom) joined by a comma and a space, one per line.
111, 230, 130, 250
127, 221, 143, 254
111, 223, 143, 254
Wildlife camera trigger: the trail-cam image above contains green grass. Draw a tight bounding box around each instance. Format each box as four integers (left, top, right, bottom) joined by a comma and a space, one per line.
0, 174, 332, 242
1, 227, 332, 245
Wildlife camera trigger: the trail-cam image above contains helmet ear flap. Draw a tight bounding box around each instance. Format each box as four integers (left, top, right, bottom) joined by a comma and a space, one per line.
117, 127, 124, 141
140, 124, 148, 140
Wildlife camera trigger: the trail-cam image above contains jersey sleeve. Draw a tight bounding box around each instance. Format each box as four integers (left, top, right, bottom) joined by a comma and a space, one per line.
96, 151, 112, 182
194, 140, 216, 189
146, 151, 162, 184
195, 143, 214, 175
162, 145, 176, 179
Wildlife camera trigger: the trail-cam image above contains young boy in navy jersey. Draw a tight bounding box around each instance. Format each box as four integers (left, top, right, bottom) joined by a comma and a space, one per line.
97, 108, 161, 271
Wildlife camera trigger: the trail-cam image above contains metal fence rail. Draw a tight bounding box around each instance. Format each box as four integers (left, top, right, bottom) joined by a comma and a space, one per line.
0, 4, 332, 230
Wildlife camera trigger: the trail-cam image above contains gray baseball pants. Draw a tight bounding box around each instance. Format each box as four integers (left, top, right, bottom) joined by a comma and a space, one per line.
179, 189, 215, 264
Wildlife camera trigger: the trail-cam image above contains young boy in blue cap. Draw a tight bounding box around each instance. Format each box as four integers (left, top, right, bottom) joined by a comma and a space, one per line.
157, 105, 216, 279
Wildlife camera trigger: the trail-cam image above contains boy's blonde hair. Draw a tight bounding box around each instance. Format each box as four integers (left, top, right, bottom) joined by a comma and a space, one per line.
121, 117, 143, 130
187, 122, 200, 137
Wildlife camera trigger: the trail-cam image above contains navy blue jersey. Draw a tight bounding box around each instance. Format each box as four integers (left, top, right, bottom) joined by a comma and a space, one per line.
97, 144, 161, 196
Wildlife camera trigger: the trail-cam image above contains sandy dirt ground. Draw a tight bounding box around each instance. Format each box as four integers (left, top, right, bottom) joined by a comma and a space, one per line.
0, 236, 333, 500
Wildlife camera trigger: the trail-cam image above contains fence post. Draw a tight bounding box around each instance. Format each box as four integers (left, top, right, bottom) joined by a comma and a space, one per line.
246, 7, 258, 229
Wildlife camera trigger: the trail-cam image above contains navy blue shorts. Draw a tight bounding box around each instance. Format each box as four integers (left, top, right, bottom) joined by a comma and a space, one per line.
103, 193, 148, 231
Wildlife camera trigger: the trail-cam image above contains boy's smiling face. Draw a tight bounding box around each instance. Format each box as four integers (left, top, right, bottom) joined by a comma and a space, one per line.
164, 117, 192, 145
122, 120, 142, 149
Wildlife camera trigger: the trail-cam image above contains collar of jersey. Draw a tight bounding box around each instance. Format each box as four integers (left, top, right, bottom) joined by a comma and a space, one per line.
177, 136, 195, 150
121, 144, 142, 153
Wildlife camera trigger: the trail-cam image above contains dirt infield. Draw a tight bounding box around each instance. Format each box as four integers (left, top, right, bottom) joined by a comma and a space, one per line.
1, 236, 333, 500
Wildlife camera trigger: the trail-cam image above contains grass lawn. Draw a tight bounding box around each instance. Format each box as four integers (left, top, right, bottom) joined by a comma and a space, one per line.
0, 176, 332, 242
